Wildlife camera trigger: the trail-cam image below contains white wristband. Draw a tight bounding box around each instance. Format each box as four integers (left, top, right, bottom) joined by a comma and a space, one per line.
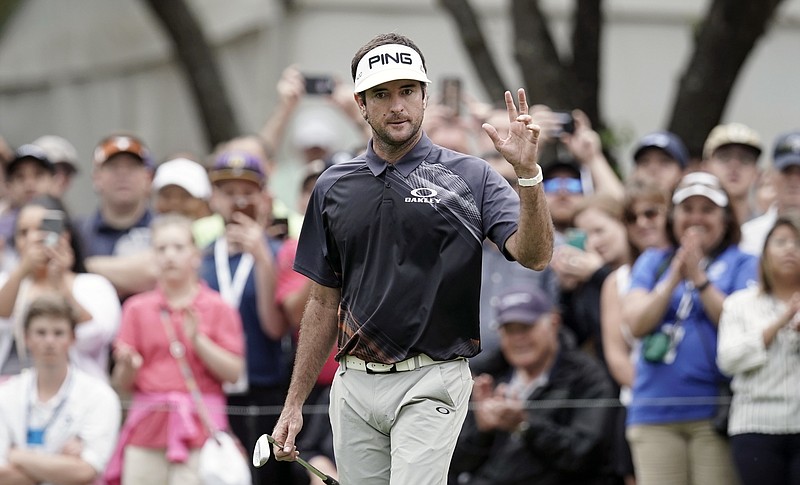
517, 164, 543, 187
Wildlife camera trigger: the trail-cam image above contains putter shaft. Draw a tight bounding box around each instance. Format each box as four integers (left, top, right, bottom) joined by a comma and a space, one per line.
265, 434, 339, 485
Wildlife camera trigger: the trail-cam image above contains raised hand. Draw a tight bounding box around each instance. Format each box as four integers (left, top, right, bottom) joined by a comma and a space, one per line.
227, 211, 270, 263
482, 89, 541, 177
113, 344, 143, 373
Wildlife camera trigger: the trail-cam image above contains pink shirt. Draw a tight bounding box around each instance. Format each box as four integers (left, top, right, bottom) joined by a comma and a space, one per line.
115, 283, 244, 449
275, 238, 308, 306
275, 238, 339, 386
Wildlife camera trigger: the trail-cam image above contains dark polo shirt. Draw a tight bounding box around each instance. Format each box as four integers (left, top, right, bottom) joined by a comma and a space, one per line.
77, 209, 153, 257
294, 133, 522, 364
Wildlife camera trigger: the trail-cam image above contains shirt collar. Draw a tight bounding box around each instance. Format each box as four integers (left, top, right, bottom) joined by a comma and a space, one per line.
92, 208, 153, 233
364, 132, 434, 178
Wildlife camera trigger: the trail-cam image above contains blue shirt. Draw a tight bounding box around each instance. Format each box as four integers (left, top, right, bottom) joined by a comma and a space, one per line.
627, 245, 757, 426
77, 209, 153, 257
200, 238, 286, 388
294, 133, 522, 364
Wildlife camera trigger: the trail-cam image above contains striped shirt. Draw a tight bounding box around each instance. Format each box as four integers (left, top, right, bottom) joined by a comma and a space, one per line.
718, 286, 800, 435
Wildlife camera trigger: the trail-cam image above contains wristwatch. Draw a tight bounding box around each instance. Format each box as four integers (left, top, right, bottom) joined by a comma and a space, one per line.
517, 164, 543, 187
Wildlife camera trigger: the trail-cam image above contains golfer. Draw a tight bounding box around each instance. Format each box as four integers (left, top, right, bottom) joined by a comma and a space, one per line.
272, 32, 554, 484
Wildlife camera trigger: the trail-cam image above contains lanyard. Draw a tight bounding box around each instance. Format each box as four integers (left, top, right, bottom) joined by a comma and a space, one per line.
159, 309, 218, 436
214, 237, 254, 309
676, 257, 710, 321
25, 370, 73, 443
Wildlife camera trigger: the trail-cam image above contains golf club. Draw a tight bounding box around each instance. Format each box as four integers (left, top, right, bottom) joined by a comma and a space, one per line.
253, 433, 339, 485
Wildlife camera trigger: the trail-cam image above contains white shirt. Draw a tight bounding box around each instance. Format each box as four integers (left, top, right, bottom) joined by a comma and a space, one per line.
718, 286, 800, 435
69, 273, 122, 380
0, 367, 121, 478
739, 205, 777, 256
0, 273, 121, 380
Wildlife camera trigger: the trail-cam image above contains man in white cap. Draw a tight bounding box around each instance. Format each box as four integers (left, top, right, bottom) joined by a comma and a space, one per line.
152, 156, 222, 248
272, 32, 554, 484
32, 135, 80, 199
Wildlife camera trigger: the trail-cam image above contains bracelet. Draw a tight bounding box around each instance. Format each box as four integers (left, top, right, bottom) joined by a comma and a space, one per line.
517, 164, 543, 187
696, 279, 711, 293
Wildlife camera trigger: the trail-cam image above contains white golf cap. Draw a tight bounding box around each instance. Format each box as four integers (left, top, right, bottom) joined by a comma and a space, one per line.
32, 135, 79, 172
153, 157, 212, 200
672, 171, 729, 208
353, 44, 431, 93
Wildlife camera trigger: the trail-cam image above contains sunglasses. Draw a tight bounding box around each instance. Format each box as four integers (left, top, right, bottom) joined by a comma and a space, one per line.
624, 207, 663, 225
543, 177, 582, 194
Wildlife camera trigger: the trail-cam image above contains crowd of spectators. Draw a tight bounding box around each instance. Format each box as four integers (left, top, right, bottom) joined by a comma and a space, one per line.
0, 62, 799, 485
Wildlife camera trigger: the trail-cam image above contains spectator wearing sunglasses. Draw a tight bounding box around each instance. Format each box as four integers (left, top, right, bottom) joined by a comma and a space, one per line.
740, 131, 800, 255
540, 156, 586, 238
600, 179, 671, 485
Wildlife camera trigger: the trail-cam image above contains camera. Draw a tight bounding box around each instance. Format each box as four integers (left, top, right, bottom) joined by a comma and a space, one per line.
39, 210, 65, 247
304, 75, 335, 95
552, 111, 575, 135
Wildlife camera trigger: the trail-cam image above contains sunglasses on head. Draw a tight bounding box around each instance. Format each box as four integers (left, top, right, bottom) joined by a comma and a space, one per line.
543, 177, 582, 194
624, 207, 663, 225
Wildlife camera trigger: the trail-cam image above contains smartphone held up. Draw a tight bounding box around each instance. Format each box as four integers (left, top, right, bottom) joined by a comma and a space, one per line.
39, 210, 65, 247
304, 74, 335, 95
440, 77, 462, 116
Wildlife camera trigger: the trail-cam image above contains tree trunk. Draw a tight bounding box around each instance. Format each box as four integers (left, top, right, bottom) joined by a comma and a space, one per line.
438, 0, 508, 106
571, 0, 603, 128
141, 0, 241, 150
668, 0, 784, 158
512, 0, 575, 110
0, 0, 23, 37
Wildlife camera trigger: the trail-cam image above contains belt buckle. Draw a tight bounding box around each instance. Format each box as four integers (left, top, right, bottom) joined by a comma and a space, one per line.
365, 362, 396, 374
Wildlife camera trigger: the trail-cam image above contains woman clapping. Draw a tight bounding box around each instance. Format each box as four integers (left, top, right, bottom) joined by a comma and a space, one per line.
718, 214, 800, 485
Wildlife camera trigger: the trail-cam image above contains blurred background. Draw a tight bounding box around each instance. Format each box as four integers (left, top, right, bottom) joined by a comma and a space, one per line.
0, 0, 798, 214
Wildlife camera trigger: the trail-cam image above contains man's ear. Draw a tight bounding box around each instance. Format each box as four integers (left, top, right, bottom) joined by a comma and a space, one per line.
354, 93, 367, 119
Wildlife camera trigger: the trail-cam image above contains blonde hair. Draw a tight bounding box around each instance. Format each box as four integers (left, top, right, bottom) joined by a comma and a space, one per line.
150, 213, 197, 247
573, 193, 624, 223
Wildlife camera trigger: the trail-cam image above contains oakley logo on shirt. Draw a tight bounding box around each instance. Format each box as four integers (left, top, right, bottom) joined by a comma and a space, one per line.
405, 187, 441, 204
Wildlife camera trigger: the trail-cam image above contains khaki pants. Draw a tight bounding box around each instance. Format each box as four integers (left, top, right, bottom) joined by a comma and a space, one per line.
330, 359, 472, 485
121, 446, 201, 485
627, 420, 740, 485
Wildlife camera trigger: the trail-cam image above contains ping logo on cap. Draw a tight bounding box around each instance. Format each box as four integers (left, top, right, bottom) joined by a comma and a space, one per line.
368, 51, 414, 69
354, 44, 431, 93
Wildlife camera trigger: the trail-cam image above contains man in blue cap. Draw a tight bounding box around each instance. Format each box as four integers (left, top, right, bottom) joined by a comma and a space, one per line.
450, 285, 615, 485
741, 131, 800, 254
200, 150, 291, 484
630, 131, 689, 193
0, 144, 55, 243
